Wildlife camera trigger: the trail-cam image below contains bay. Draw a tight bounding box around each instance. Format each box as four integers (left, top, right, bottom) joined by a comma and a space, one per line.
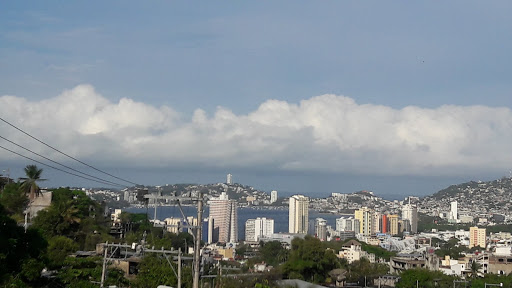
126, 205, 350, 240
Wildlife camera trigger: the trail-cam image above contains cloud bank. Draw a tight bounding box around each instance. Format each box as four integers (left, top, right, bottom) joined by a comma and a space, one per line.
1, 84, 511, 177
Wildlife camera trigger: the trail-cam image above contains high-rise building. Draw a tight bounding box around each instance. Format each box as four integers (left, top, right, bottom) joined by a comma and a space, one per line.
355, 207, 373, 236
381, 215, 388, 234
469, 226, 486, 248
289, 195, 309, 234
388, 215, 399, 236
270, 190, 278, 204
245, 217, 274, 242
336, 216, 355, 231
372, 212, 381, 234
315, 218, 327, 241
450, 201, 458, 221
209, 192, 238, 243
227, 174, 233, 185
402, 203, 418, 234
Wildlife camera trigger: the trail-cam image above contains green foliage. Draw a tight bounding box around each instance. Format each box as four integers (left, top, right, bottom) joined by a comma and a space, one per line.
359, 241, 396, 261
346, 258, 389, 286
281, 235, 340, 283
47, 235, 80, 267
55, 256, 128, 288
19, 164, 45, 200
260, 241, 289, 266
434, 238, 468, 259
0, 203, 47, 286
0, 182, 28, 216
395, 269, 459, 288
31, 188, 108, 250
131, 254, 182, 288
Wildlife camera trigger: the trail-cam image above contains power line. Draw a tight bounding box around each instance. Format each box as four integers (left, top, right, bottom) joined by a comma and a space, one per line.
0, 117, 138, 186
0, 144, 127, 188
0, 135, 127, 187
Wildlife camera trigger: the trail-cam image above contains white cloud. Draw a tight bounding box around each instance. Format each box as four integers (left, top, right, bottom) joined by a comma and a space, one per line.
1, 84, 511, 176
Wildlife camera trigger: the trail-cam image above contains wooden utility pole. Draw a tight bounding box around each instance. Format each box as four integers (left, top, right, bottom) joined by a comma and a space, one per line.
192, 192, 203, 288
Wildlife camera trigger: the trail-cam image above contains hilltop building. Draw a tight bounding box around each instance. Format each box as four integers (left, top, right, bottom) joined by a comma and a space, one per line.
270, 190, 278, 204
226, 174, 233, 185
289, 195, 309, 234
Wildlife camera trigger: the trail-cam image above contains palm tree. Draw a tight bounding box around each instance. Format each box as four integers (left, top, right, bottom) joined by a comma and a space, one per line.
470, 260, 482, 278
19, 165, 46, 200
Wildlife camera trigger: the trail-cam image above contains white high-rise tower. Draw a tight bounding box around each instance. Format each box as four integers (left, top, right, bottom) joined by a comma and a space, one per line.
402, 201, 418, 234
270, 190, 278, 203
226, 173, 233, 185
289, 195, 309, 234
450, 201, 458, 221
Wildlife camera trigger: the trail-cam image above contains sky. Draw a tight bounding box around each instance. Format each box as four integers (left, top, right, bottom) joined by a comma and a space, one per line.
1, 2, 512, 200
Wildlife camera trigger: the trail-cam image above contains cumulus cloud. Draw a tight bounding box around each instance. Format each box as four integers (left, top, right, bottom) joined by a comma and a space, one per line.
1, 84, 511, 176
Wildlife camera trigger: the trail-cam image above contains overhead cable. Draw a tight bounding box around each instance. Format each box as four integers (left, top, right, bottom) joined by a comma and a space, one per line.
0, 135, 126, 187
0, 117, 138, 186
0, 144, 127, 188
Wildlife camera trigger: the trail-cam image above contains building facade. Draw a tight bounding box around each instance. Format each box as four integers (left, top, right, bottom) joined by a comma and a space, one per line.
402, 204, 418, 234
289, 195, 309, 234
245, 217, 274, 242
469, 226, 486, 248
208, 192, 238, 243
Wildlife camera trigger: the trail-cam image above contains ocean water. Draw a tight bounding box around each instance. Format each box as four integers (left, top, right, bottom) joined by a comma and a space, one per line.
126, 205, 350, 240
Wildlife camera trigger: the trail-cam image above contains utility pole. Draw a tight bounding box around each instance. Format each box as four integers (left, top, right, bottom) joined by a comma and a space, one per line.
100, 242, 109, 288
193, 192, 203, 288
178, 248, 182, 288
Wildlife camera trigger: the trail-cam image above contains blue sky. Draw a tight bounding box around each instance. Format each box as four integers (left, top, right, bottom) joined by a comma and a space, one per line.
1, 2, 512, 199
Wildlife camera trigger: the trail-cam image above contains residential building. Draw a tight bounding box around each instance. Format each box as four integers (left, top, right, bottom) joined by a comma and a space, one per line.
450, 201, 458, 222
355, 207, 373, 236
209, 192, 238, 243
289, 195, 309, 234
315, 218, 327, 241
388, 215, 399, 236
402, 203, 418, 234
245, 217, 274, 242
469, 227, 486, 249
227, 173, 233, 185
270, 190, 278, 204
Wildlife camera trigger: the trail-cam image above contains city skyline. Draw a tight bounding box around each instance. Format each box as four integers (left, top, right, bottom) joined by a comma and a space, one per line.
1, 2, 512, 198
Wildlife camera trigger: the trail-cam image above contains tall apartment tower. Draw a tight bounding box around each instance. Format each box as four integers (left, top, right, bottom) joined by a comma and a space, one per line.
226, 174, 233, 185
355, 207, 373, 236
315, 218, 327, 241
469, 226, 486, 248
245, 217, 274, 242
388, 214, 399, 236
208, 192, 238, 243
402, 203, 418, 234
270, 190, 278, 204
450, 201, 458, 221
289, 195, 309, 234
381, 215, 388, 234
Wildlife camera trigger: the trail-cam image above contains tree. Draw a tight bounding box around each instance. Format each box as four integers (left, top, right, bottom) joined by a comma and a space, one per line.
0, 182, 28, 216
19, 165, 45, 200
281, 235, 340, 283
0, 203, 48, 286
469, 260, 482, 278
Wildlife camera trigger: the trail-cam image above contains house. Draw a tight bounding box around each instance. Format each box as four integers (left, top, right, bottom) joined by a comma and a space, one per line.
26, 190, 52, 219
338, 240, 376, 263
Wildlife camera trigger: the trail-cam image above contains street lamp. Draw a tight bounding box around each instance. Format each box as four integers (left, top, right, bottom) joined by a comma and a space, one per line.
485, 283, 503, 288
